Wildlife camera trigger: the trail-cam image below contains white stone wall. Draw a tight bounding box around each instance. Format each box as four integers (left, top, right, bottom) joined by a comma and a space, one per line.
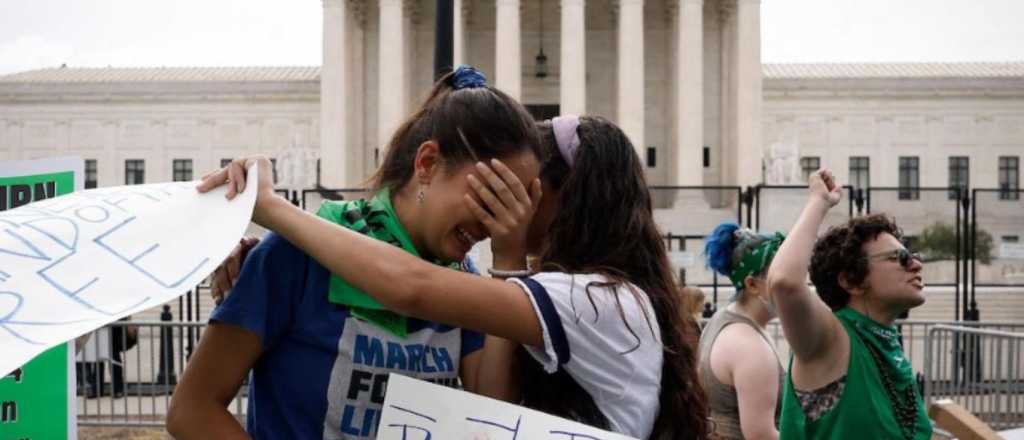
762, 92, 1024, 189
760, 85, 1024, 263
0, 97, 318, 187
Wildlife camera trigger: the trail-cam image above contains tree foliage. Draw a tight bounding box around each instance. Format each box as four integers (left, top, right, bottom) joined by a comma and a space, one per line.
915, 222, 993, 264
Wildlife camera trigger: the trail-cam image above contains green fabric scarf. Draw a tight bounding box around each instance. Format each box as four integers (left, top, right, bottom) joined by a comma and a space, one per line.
315, 188, 462, 338
835, 307, 914, 389
836, 307, 928, 439
728, 232, 786, 290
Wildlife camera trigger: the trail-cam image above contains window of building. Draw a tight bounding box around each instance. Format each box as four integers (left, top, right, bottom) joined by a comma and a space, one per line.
646, 147, 657, 168
999, 156, 1019, 200
849, 156, 870, 190
125, 159, 145, 185
220, 158, 233, 168
948, 156, 969, 199
800, 157, 820, 182
1002, 235, 1020, 244
898, 157, 919, 200
703, 147, 710, 168
85, 159, 98, 189
173, 159, 194, 182
270, 158, 279, 184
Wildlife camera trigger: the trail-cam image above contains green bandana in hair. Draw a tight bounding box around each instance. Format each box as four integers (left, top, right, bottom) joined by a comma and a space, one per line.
728, 232, 786, 290
316, 188, 463, 338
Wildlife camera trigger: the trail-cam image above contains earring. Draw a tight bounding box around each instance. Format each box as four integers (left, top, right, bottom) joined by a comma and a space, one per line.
416, 186, 425, 204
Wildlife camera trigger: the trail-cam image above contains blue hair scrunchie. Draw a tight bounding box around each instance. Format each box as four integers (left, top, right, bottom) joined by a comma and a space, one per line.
452, 65, 487, 90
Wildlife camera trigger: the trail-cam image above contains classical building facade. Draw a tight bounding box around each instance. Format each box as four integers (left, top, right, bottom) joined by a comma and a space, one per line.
1, 0, 1022, 317
2, 0, 1023, 192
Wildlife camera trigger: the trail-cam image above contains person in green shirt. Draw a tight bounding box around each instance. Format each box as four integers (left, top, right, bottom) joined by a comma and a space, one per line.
767, 169, 932, 440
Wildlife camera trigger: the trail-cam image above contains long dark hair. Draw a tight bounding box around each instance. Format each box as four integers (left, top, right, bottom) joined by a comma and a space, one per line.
527, 116, 709, 439
371, 69, 541, 191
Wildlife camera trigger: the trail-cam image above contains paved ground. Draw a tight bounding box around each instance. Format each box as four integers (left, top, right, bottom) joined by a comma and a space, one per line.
78, 427, 170, 439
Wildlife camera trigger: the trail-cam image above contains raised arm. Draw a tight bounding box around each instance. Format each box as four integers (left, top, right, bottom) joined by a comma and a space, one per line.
199, 157, 545, 348
766, 170, 845, 363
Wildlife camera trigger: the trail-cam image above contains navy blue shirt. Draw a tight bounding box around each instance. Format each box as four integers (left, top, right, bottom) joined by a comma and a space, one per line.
211, 233, 484, 439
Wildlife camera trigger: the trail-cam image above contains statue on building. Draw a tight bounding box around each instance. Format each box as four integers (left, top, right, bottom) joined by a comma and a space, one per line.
275, 138, 320, 192
764, 140, 801, 184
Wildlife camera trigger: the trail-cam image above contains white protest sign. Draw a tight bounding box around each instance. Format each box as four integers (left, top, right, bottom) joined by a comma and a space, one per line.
0, 166, 257, 378
378, 374, 639, 440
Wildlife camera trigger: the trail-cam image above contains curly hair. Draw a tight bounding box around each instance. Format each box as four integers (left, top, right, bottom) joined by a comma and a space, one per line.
809, 214, 903, 310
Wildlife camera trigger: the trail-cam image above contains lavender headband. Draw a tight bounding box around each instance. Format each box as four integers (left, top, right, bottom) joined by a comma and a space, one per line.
552, 115, 581, 167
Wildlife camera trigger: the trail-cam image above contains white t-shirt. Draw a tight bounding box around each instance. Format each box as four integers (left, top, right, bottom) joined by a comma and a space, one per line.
509, 272, 664, 439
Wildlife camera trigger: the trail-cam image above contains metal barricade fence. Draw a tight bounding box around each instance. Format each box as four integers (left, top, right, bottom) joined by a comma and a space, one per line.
923, 325, 1024, 431
73, 319, 1024, 427
76, 321, 246, 427
740, 320, 1024, 377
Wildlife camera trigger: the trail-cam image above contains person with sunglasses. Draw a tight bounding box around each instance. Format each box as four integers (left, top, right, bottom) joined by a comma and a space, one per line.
767, 169, 932, 439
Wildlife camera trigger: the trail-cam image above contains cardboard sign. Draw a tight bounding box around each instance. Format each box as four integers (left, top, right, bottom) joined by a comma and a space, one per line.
378, 374, 639, 440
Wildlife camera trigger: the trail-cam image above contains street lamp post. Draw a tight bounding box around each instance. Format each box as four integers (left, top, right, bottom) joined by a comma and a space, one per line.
435, 0, 455, 79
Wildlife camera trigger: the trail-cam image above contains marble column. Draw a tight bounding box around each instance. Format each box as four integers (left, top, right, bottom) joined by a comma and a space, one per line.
675, 0, 703, 185
495, 0, 522, 99
321, 0, 349, 187
733, 0, 762, 187
560, 0, 586, 115
378, 0, 406, 160
617, 0, 645, 158
454, 0, 466, 66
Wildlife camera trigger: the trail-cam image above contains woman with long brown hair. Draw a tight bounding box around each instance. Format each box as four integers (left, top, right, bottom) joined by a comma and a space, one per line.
167, 66, 543, 440
197, 115, 708, 439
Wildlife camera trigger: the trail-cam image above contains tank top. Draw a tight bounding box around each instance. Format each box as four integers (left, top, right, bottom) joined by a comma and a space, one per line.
698, 308, 784, 439
778, 308, 933, 439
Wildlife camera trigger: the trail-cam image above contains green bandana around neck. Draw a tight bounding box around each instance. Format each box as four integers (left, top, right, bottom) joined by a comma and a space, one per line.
836, 306, 926, 439
315, 188, 463, 338
836, 307, 915, 388
728, 232, 786, 290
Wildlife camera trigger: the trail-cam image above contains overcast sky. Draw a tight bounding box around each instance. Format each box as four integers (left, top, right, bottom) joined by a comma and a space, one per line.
1, 0, 1022, 75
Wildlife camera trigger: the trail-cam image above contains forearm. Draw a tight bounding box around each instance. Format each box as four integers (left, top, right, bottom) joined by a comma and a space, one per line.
767, 197, 843, 359
256, 196, 543, 346
256, 195, 431, 313
167, 324, 259, 440
167, 402, 249, 440
741, 427, 779, 440
768, 198, 829, 294
474, 336, 521, 402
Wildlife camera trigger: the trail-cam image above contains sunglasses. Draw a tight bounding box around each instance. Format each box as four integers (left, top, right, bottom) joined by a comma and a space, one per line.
866, 248, 922, 269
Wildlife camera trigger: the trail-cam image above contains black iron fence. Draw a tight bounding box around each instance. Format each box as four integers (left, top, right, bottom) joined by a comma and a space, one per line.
284, 184, 1020, 320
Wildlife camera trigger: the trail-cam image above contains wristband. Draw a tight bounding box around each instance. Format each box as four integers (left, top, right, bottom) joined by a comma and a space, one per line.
487, 268, 531, 278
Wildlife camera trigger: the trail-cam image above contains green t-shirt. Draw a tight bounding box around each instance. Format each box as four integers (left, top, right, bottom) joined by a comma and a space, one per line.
779, 308, 933, 440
